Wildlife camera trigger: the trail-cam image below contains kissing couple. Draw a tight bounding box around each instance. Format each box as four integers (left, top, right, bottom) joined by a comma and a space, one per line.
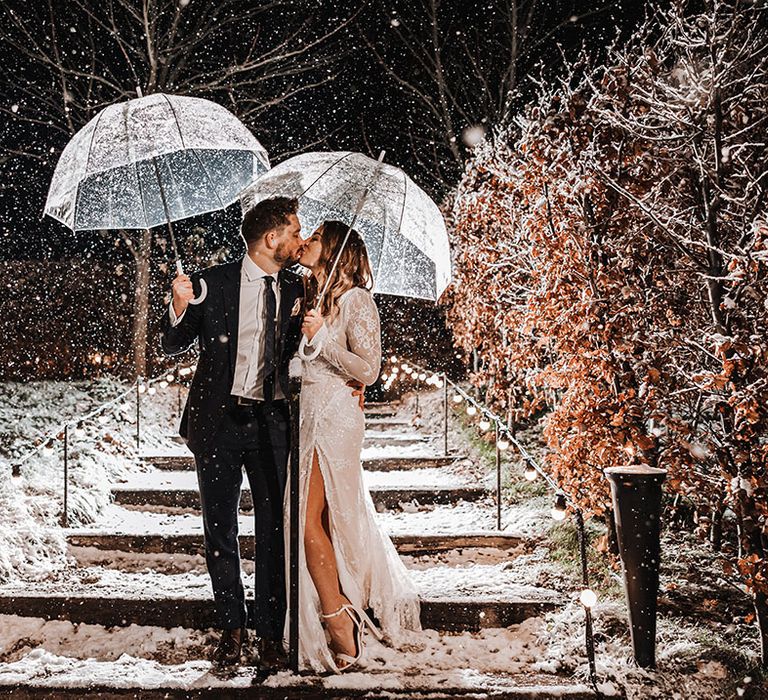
160, 196, 421, 675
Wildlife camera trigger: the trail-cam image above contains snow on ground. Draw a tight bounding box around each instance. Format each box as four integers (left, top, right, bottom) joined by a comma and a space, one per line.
110, 465, 471, 491
0, 379, 181, 582
0, 613, 593, 694
0, 561, 558, 603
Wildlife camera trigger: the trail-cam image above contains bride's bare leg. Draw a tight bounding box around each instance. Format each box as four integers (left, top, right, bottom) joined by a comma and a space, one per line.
304, 450, 356, 660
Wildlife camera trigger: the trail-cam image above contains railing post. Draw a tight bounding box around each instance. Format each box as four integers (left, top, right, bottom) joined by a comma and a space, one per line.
495, 423, 502, 530
176, 363, 182, 421
61, 425, 69, 528
575, 510, 597, 688
136, 378, 142, 451
442, 373, 449, 456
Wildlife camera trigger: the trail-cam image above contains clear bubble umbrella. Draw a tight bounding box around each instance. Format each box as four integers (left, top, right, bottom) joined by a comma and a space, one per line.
240, 150, 452, 304
45, 91, 270, 303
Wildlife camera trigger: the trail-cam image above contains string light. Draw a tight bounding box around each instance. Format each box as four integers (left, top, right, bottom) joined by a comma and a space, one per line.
147, 386, 157, 396
551, 493, 568, 520
381, 373, 389, 381
97, 414, 108, 425
390, 355, 398, 363
166, 373, 175, 382
452, 394, 463, 404
466, 404, 477, 416
41, 440, 55, 457
580, 588, 597, 608
73, 421, 85, 438
400, 363, 409, 371
159, 380, 169, 389
418, 373, 427, 381
478, 419, 491, 431
138, 383, 147, 394
497, 437, 510, 451
524, 465, 538, 481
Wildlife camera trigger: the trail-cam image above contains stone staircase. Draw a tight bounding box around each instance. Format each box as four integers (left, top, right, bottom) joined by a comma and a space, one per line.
0, 399, 593, 698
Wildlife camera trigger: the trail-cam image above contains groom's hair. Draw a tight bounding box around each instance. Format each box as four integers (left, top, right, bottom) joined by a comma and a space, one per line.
241, 196, 299, 246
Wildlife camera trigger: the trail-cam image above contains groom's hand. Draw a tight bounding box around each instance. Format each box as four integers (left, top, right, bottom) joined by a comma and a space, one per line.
172, 273, 194, 317
347, 380, 365, 411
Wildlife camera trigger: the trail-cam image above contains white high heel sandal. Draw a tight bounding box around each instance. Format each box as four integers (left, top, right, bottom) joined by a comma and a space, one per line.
321, 603, 382, 672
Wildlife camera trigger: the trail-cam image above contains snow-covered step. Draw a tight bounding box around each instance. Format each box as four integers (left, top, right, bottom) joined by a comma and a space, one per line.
0, 570, 560, 632
0, 661, 593, 699
67, 532, 525, 558
144, 453, 463, 472
67, 502, 514, 538
366, 416, 413, 429
0, 614, 593, 698
112, 485, 490, 511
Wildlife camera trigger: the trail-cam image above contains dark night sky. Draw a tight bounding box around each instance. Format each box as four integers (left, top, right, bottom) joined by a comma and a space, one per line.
0, 0, 651, 263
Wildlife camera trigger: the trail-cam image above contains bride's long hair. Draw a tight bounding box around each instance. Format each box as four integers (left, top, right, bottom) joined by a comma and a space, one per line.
305, 220, 373, 320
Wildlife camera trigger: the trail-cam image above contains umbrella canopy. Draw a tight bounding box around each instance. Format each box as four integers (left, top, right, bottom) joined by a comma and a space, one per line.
240, 151, 451, 301
45, 93, 269, 231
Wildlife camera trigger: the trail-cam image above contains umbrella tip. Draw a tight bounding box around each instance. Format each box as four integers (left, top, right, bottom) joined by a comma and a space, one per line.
136, 85, 144, 98
377, 150, 386, 162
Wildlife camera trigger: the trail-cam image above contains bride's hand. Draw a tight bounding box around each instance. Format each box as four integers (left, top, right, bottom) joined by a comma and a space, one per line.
302, 309, 324, 341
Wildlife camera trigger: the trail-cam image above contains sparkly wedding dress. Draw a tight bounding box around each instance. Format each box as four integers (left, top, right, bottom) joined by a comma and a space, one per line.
283, 286, 421, 673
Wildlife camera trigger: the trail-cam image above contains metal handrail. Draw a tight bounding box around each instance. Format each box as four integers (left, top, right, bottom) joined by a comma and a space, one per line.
404, 360, 599, 692
8, 363, 194, 526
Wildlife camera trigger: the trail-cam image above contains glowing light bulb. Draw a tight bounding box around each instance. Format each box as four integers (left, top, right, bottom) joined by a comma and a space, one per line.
381, 373, 389, 381
452, 394, 463, 404
166, 373, 175, 382
391, 355, 398, 363
138, 384, 147, 394
97, 414, 108, 425
497, 438, 510, 451
478, 419, 491, 431
551, 493, 568, 520
159, 380, 169, 389
524, 466, 538, 481
580, 588, 597, 608
74, 422, 85, 438
41, 441, 55, 457
466, 405, 477, 416
418, 373, 427, 381
148, 386, 157, 396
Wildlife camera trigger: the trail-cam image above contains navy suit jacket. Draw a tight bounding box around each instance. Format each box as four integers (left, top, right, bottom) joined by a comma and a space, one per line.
160, 258, 304, 455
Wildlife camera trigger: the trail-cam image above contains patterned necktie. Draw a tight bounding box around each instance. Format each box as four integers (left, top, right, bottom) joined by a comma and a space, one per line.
262, 275, 277, 402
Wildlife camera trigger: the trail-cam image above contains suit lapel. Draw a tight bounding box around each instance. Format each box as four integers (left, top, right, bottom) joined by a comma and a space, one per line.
222, 259, 242, 378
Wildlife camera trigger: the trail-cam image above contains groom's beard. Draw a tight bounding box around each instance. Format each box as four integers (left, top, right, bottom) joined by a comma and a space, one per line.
275, 242, 302, 267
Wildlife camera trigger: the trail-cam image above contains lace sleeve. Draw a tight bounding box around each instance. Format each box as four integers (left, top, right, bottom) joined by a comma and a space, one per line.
319, 288, 381, 385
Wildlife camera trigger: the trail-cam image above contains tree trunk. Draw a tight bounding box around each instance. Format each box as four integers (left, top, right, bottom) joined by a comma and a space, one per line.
132, 228, 152, 379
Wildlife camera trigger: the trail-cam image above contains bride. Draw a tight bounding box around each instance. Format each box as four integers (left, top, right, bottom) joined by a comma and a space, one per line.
284, 220, 421, 674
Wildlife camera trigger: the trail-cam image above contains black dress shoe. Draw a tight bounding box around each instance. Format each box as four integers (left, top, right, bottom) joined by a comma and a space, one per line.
211, 627, 248, 667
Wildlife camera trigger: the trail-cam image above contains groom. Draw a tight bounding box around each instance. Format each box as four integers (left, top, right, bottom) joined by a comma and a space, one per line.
160, 196, 306, 670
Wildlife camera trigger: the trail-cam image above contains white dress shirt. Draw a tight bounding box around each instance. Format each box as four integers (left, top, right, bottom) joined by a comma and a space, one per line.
169, 254, 284, 401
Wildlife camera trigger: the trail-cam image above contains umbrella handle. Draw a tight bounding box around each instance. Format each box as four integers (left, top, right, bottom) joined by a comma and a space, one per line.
176, 259, 208, 306
297, 334, 321, 361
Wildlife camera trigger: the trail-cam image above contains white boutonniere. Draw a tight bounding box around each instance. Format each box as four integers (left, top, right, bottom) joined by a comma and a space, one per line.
290, 298, 302, 317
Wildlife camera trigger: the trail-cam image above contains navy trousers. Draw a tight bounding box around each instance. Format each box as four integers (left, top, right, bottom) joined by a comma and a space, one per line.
194, 398, 289, 639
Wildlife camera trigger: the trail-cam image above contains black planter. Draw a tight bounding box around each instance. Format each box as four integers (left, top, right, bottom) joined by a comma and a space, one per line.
605, 465, 667, 668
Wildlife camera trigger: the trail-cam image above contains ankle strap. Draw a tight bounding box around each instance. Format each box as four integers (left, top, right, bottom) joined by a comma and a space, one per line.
321, 603, 351, 619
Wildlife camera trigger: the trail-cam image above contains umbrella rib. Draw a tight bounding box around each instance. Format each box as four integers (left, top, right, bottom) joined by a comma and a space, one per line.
160, 93, 227, 211
123, 100, 150, 229
300, 152, 353, 197
76, 108, 108, 229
